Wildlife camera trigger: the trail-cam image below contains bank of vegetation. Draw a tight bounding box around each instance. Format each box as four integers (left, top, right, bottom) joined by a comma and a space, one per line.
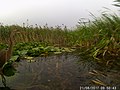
0, 13, 120, 69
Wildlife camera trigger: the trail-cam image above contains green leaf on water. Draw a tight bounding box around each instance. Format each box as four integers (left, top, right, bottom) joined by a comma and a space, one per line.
24, 56, 34, 60
54, 51, 62, 54
10, 55, 19, 62
3, 63, 16, 77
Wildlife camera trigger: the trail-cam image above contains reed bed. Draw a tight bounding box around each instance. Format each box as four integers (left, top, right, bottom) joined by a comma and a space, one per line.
0, 13, 120, 65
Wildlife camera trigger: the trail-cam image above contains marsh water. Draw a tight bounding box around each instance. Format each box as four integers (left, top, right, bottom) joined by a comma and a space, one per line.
0, 53, 120, 90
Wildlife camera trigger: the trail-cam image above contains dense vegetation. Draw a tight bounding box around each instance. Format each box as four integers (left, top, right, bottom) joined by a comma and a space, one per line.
0, 13, 120, 69
0, 0, 119, 88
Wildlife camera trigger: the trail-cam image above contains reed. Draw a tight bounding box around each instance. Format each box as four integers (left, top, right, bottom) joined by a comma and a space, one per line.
0, 13, 119, 65
76, 13, 120, 66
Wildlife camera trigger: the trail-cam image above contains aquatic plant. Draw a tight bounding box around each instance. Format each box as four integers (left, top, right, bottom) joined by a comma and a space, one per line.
13, 42, 75, 57
0, 13, 119, 66
113, 0, 120, 7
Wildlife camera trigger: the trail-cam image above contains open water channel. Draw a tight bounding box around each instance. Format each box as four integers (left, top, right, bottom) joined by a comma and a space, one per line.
0, 53, 120, 90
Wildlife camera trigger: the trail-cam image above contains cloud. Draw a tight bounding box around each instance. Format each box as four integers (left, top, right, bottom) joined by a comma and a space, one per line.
0, 0, 117, 27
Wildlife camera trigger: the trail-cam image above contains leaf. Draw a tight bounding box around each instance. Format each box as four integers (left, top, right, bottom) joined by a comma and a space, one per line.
93, 49, 100, 58
27, 59, 36, 63
3, 63, 16, 77
63, 48, 72, 52
24, 56, 33, 60
20, 50, 28, 55
54, 52, 62, 54
103, 49, 107, 56
91, 79, 107, 86
10, 55, 19, 62
54, 47, 61, 52
32, 47, 39, 51
24, 56, 36, 62
70, 49, 76, 52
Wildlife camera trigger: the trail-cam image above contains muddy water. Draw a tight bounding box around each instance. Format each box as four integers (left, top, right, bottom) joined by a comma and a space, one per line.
0, 53, 120, 90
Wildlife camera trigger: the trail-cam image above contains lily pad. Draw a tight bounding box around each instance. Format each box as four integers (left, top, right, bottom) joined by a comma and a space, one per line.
2, 63, 16, 77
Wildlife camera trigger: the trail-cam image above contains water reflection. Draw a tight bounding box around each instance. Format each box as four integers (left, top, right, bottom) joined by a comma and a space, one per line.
0, 53, 120, 90
0, 87, 14, 90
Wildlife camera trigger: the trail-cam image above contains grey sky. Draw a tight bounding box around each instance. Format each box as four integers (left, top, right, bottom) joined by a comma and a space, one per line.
0, 0, 118, 28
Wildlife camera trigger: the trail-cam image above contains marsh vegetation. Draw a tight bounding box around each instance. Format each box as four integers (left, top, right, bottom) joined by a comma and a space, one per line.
0, 8, 120, 89
0, 13, 119, 64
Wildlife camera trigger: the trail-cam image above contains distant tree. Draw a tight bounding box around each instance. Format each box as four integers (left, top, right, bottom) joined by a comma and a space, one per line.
113, 0, 120, 7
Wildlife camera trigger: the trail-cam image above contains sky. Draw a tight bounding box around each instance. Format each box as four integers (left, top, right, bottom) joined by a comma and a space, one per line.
0, 0, 119, 28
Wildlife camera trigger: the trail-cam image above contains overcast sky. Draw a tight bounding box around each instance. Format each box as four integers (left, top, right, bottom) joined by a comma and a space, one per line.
0, 0, 118, 28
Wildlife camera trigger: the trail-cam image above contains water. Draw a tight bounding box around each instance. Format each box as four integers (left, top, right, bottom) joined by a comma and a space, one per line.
0, 53, 120, 90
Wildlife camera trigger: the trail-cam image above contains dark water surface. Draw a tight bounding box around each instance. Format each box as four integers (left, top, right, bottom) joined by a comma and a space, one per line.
0, 53, 120, 90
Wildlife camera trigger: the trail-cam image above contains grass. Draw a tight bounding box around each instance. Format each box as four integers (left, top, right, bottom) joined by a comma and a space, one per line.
0, 13, 120, 87
0, 13, 120, 66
